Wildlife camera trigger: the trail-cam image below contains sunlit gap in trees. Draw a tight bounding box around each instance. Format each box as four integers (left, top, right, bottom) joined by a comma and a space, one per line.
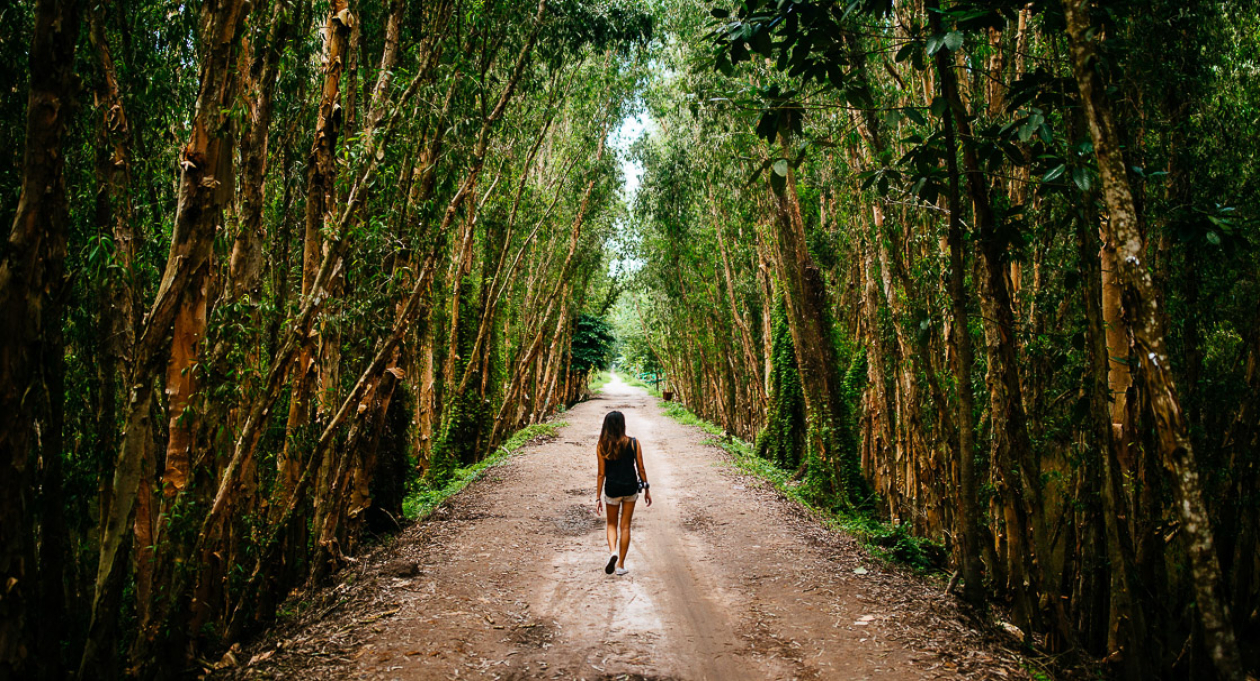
608, 106, 655, 277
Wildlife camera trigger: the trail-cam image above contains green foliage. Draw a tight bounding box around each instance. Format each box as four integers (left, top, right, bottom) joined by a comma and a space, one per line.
619, 370, 662, 396
754, 300, 806, 470
681, 0, 1260, 671
10, 0, 1260, 675
429, 276, 492, 482
545, 0, 655, 60
661, 400, 721, 434
618, 329, 663, 377
834, 346, 869, 505
404, 421, 566, 521
588, 370, 613, 392
2, 0, 662, 674
1020, 661, 1058, 681
569, 314, 616, 375
861, 519, 947, 572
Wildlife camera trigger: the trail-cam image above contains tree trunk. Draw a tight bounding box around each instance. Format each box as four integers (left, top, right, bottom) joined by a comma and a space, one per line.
191, 64, 429, 565
228, 0, 294, 301
161, 262, 210, 501
1076, 204, 1150, 679
1063, 3, 1244, 677
0, 2, 81, 673
81, 0, 250, 672
492, 104, 611, 442
939, 99, 985, 609
1100, 230, 1136, 469
281, 0, 354, 509
87, 0, 158, 639
712, 200, 766, 406
765, 136, 863, 503
930, 6, 1062, 636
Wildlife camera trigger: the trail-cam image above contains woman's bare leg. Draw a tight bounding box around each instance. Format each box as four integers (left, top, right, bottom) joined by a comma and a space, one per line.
617, 500, 637, 567
605, 500, 620, 555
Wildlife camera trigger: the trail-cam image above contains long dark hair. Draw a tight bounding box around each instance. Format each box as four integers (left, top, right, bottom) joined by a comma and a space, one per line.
598, 411, 629, 460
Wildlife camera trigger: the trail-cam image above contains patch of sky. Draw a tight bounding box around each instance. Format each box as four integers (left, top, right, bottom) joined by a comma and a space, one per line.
607, 105, 656, 277
611, 108, 655, 205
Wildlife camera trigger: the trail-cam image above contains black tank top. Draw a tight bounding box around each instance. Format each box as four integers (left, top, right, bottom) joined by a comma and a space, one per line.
604, 437, 640, 497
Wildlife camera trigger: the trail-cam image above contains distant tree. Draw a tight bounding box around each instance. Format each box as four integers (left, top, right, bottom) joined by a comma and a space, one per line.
570, 314, 617, 375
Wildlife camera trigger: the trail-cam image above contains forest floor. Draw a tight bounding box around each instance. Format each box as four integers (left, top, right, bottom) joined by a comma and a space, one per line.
213, 375, 1039, 681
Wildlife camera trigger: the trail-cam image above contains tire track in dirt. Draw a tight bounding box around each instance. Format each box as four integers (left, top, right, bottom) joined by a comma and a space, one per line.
223, 374, 1032, 680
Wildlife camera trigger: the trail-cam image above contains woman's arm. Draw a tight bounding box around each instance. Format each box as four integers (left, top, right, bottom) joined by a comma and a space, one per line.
595, 451, 606, 513
634, 439, 652, 507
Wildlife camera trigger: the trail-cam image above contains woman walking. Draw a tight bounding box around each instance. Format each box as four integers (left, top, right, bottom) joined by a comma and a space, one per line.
595, 410, 652, 575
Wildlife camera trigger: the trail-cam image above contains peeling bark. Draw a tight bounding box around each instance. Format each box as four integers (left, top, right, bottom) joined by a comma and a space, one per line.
280, 0, 354, 509
1064, 3, 1244, 678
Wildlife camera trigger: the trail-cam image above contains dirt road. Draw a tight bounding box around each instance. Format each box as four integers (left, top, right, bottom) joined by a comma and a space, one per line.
229, 375, 1029, 680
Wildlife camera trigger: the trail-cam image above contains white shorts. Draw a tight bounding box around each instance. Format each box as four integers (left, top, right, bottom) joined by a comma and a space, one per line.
603, 492, 639, 506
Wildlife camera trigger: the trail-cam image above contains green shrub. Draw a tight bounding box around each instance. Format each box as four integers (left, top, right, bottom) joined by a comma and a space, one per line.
403, 421, 566, 521
588, 370, 612, 392
570, 315, 616, 374
617, 371, 661, 396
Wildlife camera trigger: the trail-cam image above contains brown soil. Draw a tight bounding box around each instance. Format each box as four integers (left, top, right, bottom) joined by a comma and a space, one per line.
212, 375, 1039, 680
